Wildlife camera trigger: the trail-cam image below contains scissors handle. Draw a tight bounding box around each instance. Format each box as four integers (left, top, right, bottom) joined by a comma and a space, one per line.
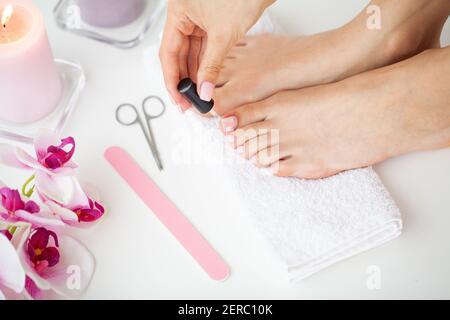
142, 95, 166, 120
116, 103, 140, 126
141, 96, 165, 171
115, 100, 164, 171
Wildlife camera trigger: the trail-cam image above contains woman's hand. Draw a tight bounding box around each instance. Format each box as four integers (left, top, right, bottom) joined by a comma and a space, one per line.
159, 0, 275, 110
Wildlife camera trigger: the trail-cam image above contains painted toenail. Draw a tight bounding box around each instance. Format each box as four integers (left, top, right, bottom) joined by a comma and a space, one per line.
199, 81, 214, 101
221, 116, 238, 133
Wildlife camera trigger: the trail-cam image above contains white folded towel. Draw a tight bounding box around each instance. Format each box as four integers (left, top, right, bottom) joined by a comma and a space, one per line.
180, 111, 402, 282
154, 11, 402, 282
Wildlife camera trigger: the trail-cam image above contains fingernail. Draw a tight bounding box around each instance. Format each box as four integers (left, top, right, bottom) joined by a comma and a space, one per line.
221, 116, 238, 133
200, 81, 214, 101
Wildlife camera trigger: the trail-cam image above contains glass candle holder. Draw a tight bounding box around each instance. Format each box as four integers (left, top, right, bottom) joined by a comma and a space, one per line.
53, 0, 166, 49
0, 59, 85, 144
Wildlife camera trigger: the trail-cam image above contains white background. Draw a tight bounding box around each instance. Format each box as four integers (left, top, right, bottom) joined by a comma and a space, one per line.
1, 0, 449, 299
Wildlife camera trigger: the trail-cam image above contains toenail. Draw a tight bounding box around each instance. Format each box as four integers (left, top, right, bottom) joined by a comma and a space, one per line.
221, 116, 238, 133
199, 81, 214, 101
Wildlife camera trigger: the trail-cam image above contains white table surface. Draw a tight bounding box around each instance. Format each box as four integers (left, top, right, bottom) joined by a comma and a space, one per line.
1, 0, 449, 299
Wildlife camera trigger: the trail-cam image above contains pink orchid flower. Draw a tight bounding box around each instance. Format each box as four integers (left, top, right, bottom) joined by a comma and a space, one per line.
0, 220, 95, 300
0, 232, 26, 300
0, 129, 77, 204
0, 129, 77, 175
20, 227, 95, 299
26, 228, 60, 274
0, 186, 64, 227
0, 129, 105, 226
45, 197, 105, 227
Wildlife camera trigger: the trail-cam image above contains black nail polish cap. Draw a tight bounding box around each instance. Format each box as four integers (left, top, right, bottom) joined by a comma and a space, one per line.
177, 78, 214, 114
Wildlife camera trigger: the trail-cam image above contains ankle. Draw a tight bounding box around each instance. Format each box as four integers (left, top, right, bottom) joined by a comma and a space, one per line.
348, 0, 448, 66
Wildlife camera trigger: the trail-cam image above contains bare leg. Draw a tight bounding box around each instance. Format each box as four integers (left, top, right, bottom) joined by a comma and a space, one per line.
221, 47, 450, 179
213, 0, 450, 115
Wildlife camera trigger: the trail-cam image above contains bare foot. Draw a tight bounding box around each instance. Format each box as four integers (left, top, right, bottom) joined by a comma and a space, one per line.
213, 0, 448, 115
220, 47, 450, 179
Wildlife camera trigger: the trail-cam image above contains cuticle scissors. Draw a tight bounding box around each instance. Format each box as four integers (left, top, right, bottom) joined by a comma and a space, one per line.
115, 95, 166, 171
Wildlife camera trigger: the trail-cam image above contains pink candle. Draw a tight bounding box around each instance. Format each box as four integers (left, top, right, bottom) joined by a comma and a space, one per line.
0, 0, 61, 124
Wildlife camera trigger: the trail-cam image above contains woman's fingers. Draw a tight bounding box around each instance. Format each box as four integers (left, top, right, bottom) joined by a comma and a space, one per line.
161, 0, 276, 107
188, 35, 202, 83
196, 32, 236, 102
178, 36, 190, 80
160, 19, 192, 110
160, 25, 183, 103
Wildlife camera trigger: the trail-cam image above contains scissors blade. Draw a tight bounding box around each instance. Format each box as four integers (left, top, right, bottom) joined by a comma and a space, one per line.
144, 120, 164, 171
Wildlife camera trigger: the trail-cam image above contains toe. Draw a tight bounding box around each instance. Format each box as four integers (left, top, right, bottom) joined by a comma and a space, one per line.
251, 145, 285, 168
273, 158, 339, 179
233, 100, 269, 128
239, 129, 280, 160
219, 98, 269, 133
216, 68, 231, 87
214, 85, 235, 115
233, 120, 274, 148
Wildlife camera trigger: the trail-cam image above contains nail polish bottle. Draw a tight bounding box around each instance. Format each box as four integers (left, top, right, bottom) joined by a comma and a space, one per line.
177, 78, 214, 114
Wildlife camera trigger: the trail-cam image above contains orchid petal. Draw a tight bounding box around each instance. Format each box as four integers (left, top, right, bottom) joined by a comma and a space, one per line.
76, 208, 103, 222
15, 210, 64, 227
35, 173, 67, 204
40, 247, 60, 267
44, 137, 75, 169
80, 182, 101, 202
66, 178, 90, 208
36, 174, 89, 208
34, 129, 61, 162
44, 201, 78, 222
0, 145, 31, 170
24, 201, 40, 214
0, 221, 32, 253
23, 275, 61, 300
62, 161, 78, 169
36, 174, 88, 205
1, 221, 54, 296
18, 248, 51, 292
0, 188, 25, 212
32, 235, 95, 297
51, 166, 77, 176
14, 148, 49, 173
24, 276, 41, 300
0, 233, 26, 294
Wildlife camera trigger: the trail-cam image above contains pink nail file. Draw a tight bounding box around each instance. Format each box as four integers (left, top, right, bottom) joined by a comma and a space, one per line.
104, 146, 230, 281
